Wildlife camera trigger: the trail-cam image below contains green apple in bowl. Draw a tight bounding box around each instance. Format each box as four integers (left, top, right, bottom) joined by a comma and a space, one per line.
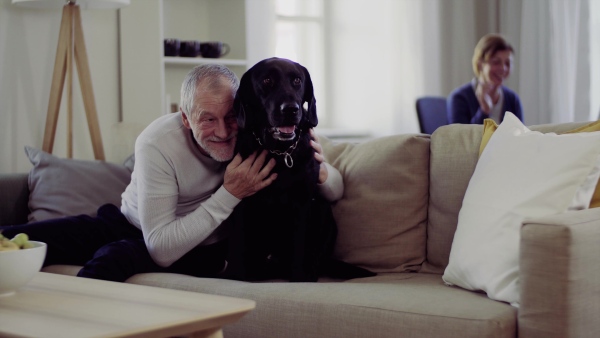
0, 233, 47, 296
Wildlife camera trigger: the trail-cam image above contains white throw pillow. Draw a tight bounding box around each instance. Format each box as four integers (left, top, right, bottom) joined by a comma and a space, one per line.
442, 112, 600, 307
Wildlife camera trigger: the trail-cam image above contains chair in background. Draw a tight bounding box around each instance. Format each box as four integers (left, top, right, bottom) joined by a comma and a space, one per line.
416, 96, 448, 134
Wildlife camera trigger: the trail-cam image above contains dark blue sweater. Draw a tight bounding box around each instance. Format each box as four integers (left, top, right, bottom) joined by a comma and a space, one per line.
447, 82, 523, 124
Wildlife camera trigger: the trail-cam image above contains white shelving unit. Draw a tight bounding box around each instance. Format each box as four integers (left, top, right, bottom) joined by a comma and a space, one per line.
119, 0, 248, 123
161, 0, 247, 114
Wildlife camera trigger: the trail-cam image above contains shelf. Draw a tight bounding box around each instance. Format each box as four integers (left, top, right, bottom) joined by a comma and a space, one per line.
163, 57, 248, 67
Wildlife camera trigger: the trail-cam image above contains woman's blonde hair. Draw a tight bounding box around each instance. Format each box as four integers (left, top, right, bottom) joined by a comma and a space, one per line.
472, 33, 514, 77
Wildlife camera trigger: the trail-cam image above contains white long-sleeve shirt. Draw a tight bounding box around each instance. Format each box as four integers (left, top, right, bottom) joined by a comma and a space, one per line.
121, 112, 343, 267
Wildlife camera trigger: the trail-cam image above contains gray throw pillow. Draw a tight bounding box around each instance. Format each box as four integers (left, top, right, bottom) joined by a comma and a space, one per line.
25, 146, 132, 222
122, 153, 135, 172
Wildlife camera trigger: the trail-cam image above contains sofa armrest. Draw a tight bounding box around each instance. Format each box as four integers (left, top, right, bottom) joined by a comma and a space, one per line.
519, 208, 600, 338
0, 173, 30, 226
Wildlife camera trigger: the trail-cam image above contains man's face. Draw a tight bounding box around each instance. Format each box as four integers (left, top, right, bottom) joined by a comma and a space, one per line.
182, 84, 238, 162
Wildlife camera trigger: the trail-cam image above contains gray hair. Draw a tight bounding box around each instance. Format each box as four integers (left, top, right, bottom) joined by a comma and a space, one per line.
180, 64, 239, 118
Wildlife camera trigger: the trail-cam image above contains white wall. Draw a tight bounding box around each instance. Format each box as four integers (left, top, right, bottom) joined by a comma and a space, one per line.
0, 0, 121, 173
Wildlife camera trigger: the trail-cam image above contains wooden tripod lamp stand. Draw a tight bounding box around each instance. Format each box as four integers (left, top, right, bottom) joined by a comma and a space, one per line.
11, 0, 130, 160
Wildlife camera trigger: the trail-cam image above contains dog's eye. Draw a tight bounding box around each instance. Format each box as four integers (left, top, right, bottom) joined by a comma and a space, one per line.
263, 78, 272, 86
293, 77, 302, 86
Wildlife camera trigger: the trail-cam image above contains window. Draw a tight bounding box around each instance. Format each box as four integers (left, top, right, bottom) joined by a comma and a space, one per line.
274, 0, 328, 125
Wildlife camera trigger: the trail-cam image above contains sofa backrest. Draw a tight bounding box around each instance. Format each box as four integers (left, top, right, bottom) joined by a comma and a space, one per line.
0, 173, 29, 226
422, 120, 593, 274
420, 124, 483, 274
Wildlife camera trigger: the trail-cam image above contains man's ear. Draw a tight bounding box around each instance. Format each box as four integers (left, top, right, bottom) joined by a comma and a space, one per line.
301, 65, 318, 128
181, 110, 192, 129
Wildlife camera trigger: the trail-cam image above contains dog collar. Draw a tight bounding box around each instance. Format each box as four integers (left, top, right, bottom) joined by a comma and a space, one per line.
253, 129, 302, 168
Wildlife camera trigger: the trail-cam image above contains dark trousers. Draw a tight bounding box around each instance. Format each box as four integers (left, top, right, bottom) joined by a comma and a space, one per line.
0, 204, 227, 282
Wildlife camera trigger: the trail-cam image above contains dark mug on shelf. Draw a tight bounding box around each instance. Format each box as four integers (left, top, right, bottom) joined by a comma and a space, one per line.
163, 38, 180, 57
179, 40, 201, 57
200, 41, 230, 58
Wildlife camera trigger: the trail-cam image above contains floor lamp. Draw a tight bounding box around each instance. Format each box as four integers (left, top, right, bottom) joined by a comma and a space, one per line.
11, 0, 130, 160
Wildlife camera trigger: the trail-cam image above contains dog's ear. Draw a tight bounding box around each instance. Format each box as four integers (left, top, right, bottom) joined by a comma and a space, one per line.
301, 65, 318, 128
234, 69, 256, 130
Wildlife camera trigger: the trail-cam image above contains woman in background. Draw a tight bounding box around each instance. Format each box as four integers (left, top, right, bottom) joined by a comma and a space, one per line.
447, 33, 523, 124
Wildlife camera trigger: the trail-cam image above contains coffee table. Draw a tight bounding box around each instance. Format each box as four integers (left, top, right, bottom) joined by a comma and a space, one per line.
0, 272, 255, 338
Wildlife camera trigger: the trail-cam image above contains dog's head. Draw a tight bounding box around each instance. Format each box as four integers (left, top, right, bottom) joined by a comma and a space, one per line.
234, 57, 317, 143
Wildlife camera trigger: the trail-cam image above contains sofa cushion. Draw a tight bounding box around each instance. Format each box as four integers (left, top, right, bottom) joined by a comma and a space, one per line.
320, 134, 429, 274
442, 113, 600, 306
25, 146, 132, 222
422, 120, 593, 275
123, 272, 516, 338
481, 120, 595, 153
481, 118, 600, 208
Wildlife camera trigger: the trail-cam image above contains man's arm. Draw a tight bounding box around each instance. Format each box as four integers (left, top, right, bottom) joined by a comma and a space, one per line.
132, 142, 236, 267
317, 162, 343, 201
310, 129, 344, 202
133, 143, 276, 268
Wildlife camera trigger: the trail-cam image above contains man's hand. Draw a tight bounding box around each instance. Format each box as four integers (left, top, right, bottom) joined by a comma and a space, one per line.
224, 150, 277, 199
310, 129, 328, 184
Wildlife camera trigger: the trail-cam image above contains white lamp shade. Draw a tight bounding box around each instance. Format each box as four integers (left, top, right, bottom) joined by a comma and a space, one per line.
12, 0, 130, 10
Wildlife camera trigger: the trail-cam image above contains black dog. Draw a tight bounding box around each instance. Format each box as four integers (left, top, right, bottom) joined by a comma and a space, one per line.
222, 57, 375, 282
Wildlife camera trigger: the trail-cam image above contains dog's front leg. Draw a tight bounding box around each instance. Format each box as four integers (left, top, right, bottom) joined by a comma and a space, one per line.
289, 199, 316, 282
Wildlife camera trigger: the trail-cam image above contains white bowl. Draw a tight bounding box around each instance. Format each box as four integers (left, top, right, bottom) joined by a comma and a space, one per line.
0, 241, 47, 296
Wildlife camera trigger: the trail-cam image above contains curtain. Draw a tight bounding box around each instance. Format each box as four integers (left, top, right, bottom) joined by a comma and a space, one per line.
592, 0, 600, 119
516, 1, 552, 125
549, 0, 589, 123
516, 0, 590, 125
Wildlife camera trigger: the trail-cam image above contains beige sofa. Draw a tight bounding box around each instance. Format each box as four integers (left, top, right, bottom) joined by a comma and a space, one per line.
1, 121, 599, 338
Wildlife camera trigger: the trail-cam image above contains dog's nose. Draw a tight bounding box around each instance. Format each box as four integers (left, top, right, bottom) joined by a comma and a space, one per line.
281, 103, 299, 115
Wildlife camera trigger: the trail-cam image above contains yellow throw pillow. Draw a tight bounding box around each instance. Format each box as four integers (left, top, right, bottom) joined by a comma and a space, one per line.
478, 118, 600, 208
562, 119, 600, 134
479, 119, 498, 157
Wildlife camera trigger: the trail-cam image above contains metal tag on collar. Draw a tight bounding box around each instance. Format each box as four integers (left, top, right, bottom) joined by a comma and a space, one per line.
284, 154, 294, 168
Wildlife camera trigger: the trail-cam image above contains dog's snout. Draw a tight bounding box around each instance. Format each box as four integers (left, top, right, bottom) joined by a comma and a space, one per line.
281, 103, 300, 115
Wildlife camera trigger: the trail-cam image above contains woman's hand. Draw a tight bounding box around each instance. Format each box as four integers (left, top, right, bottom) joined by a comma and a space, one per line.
475, 81, 494, 114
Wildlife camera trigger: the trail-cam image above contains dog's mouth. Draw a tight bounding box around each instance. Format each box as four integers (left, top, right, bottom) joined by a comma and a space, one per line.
269, 126, 297, 141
